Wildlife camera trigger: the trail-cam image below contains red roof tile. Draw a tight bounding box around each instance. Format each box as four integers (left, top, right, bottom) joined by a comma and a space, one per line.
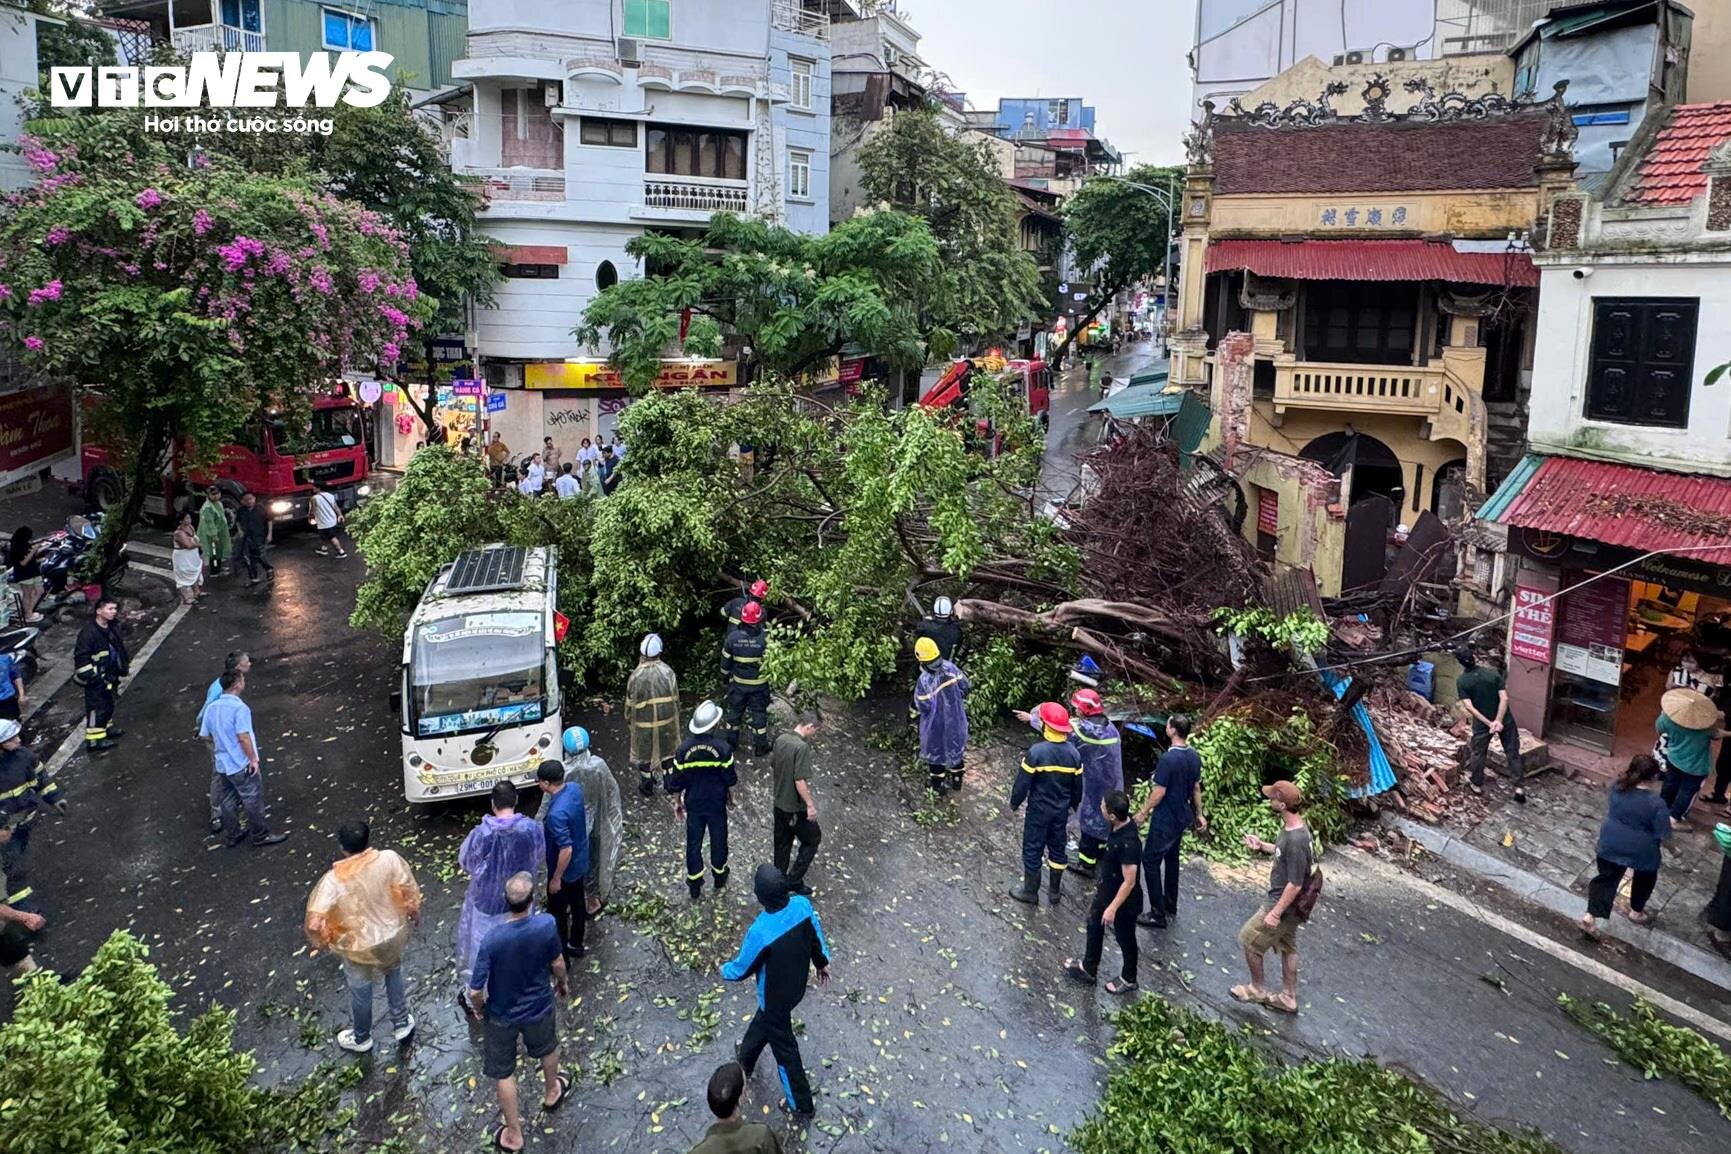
1626, 102, 1731, 206
1499, 456, 1731, 563
1206, 239, 1539, 287
1212, 113, 1550, 195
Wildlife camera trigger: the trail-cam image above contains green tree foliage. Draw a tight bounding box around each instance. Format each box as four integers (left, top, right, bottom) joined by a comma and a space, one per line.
857, 107, 1043, 342
1057, 162, 1181, 361
0, 931, 361, 1154
1559, 995, 1731, 1116
577, 211, 946, 393
1072, 995, 1569, 1154
0, 115, 419, 572
24, 1, 116, 79
353, 377, 1075, 700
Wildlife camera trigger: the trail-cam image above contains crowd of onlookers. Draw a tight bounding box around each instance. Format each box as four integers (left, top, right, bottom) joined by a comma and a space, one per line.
477, 432, 626, 500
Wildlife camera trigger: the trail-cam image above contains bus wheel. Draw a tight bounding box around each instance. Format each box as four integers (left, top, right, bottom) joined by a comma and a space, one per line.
87, 469, 125, 512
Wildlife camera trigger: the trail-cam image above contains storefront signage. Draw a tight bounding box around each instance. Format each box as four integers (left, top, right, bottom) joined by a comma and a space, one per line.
1555, 576, 1628, 686
1257, 488, 1279, 536
432, 338, 469, 364
1318, 205, 1410, 228
487, 392, 507, 412
450, 379, 485, 397
838, 358, 867, 386
1632, 553, 1731, 595
524, 360, 738, 391
0, 384, 76, 489
358, 379, 383, 404
1510, 585, 1554, 665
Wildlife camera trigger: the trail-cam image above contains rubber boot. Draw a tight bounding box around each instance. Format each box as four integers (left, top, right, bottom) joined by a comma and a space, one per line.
1047, 867, 1063, 906
947, 769, 964, 794
1008, 869, 1040, 905
638, 773, 658, 798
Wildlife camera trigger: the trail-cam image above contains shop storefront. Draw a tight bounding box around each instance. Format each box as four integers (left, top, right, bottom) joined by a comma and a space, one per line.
1485, 455, 1731, 769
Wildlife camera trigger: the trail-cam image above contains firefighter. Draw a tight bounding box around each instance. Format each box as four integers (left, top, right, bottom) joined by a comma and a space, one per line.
0, 718, 66, 910
73, 597, 128, 752
722, 579, 769, 629
1068, 689, 1123, 880
625, 633, 682, 797
913, 596, 962, 664
666, 701, 737, 901
912, 636, 969, 794
1008, 701, 1083, 906
722, 601, 771, 757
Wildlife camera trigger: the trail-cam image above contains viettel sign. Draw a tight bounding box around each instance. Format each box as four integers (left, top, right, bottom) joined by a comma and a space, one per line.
0, 384, 76, 488
525, 361, 738, 391
49, 53, 394, 109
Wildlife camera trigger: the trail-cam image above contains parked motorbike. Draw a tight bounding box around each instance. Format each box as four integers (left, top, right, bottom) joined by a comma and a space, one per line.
29, 513, 127, 623
0, 623, 42, 686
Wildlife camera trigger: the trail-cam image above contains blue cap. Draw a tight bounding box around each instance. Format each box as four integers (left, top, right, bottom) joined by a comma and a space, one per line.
562, 726, 590, 755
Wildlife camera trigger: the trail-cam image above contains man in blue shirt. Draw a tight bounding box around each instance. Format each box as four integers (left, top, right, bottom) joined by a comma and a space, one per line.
0, 648, 27, 723
468, 871, 571, 1154
197, 652, 251, 834
536, 760, 589, 961
198, 669, 287, 847
1134, 714, 1207, 928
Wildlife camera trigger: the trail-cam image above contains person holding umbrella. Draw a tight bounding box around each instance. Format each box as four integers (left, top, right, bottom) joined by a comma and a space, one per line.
1655, 687, 1731, 825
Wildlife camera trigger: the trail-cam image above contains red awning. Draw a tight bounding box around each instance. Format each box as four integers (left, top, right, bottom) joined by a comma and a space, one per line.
1205, 239, 1538, 288
1498, 456, 1731, 563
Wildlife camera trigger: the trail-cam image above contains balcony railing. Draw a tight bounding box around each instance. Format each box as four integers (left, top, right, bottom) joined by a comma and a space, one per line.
643, 176, 749, 214
467, 169, 566, 202
171, 24, 266, 53
1273, 360, 1446, 417
772, 0, 830, 38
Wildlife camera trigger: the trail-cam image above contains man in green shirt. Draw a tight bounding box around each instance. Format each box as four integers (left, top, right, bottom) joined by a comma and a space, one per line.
1456, 647, 1524, 802
770, 716, 821, 893
688, 1062, 781, 1154
1657, 687, 1730, 824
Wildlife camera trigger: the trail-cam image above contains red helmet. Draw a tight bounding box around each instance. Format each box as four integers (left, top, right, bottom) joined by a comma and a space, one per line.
1037, 701, 1072, 735
1071, 689, 1104, 717
749, 579, 769, 599
741, 601, 764, 625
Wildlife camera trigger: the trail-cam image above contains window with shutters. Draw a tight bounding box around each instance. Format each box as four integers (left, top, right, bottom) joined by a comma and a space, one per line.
1300, 281, 1418, 366
1585, 298, 1698, 429
788, 150, 812, 200
790, 58, 814, 110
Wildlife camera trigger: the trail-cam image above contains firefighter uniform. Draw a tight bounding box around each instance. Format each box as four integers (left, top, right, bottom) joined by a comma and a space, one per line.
913, 615, 962, 664
625, 640, 682, 797
721, 596, 751, 629
1009, 732, 1083, 904
1071, 717, 1124, 877
666, 732, 738, 899
721, 623, 771, 756
73, 616, 129, 750
0, 741, 64, 912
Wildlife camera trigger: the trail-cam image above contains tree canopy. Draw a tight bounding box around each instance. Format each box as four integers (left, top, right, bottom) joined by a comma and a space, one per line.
0, 114, 421, 566
576, 211, 946, 394
1057, 162, 1182, 359
857, 107, 1044, 343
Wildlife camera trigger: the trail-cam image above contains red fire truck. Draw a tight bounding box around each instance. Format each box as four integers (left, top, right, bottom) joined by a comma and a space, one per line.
918, 355, 1052, 454
80, 388, 373, 524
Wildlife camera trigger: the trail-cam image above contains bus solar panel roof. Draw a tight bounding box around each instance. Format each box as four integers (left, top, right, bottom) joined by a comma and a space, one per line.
446, 546, 529, 594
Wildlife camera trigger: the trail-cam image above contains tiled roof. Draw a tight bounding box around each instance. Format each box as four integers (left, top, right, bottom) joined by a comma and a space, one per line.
1212, 112, 1550, 195
1625, 101, 1731, 206
1481, 454, 1731, 563
1206, 239, 1539, 287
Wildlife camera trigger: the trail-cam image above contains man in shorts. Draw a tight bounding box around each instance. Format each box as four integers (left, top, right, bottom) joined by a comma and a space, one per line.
1232, 780, 1312, 1015
468, 871, 572, 1153
310, 484, 349, 558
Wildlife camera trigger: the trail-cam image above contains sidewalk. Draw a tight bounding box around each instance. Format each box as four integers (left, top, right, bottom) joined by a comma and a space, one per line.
1383, 769, 1731, 989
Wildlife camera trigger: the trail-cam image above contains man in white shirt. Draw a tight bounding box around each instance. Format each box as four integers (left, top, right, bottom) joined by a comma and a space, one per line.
516, 466, 539, 498
524, 454, 545, 494
577, 438, 599, 468
553, 463, 581, 499
310, 486, 349, 558
609, 435, 626, 461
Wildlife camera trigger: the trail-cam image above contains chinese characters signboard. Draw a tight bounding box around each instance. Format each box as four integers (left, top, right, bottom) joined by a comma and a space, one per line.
1510, 585, 1554, 665
1318, 206, 1410, 228
525, 360, 738, 391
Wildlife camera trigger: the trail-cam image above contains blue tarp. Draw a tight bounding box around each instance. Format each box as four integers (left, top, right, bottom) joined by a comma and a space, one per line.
1317, 666, 1397, 798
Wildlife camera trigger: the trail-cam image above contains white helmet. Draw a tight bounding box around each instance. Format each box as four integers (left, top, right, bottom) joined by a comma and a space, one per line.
0, 719, 18, 744
933, 596, 954, 619
690, 700, 723, 734
641, 633, 664, 658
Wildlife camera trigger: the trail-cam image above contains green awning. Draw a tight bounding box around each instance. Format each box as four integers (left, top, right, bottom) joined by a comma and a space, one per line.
1127, 367, 1171, 387
1089, 382, 1184, 420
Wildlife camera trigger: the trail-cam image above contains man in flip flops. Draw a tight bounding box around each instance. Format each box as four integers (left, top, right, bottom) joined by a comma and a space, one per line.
467, 871, 573, 1152
1232, 781, 1312, 1015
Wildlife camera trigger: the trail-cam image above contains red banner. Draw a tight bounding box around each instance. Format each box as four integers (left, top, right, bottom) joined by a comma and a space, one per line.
1509, 584, 1554, 665
0, 384, 75, 487
1257, 488, 1279, 535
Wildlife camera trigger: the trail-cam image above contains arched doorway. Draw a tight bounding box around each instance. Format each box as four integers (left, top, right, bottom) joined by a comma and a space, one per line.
1432, 457, 1469, 522
1300, 431, 1405, 593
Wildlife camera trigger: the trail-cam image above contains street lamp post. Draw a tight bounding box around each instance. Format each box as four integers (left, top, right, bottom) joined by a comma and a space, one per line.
1086, 173, 1178, 351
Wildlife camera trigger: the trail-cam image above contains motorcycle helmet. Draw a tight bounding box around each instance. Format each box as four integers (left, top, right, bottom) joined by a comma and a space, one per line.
562, 726, 590, 755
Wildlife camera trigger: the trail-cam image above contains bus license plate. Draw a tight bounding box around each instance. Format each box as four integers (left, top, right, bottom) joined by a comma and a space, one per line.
417, 759, 538, 788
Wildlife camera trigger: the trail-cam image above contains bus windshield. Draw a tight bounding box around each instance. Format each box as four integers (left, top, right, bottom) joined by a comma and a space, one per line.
410, 611, 545, 738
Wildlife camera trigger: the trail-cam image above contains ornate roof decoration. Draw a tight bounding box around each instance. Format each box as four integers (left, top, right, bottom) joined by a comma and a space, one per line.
1401, 76, 1523, 122
1185, 100, 1216, 167
1537, 81, 1579, 160
1224, 82, 1348, 130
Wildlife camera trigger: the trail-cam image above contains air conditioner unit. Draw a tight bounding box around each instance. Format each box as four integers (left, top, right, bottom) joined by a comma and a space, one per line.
1344, 50, 1365, 65
617, 37, 641, 66
1387, 47, 1409, 62
542, 83, 562, 107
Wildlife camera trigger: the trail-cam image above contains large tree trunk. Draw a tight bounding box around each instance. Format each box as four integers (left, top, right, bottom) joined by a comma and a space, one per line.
96, 412, 168, 586
953, 596, 1219, 691
1046, 289, 1116, 370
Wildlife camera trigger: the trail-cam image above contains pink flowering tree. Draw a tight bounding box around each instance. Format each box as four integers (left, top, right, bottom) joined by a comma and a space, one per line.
0, 118, 426, 573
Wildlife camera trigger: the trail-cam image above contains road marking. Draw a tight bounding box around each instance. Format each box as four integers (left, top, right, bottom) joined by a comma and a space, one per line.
42, 597, 193, 780
131, 562, 176, 582
1340, 848, 1731, 1044
128, 541, 172, 561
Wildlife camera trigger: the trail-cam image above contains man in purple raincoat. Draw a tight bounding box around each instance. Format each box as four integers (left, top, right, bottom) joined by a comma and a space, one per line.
913, 637, 970, 794
455, 780, 546, 1017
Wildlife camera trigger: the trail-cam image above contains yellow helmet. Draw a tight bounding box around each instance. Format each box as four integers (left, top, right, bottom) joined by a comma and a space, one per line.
914, 637, 940, 664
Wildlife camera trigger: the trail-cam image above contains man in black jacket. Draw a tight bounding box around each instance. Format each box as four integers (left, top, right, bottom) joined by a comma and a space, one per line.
721, 864, 831, 1119
73, 598, 128, 752
1008, 702, 1084, 906
912, 597, 962, 663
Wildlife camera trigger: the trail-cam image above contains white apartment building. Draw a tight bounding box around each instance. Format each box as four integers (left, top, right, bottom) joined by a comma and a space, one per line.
451, 0, 832, 409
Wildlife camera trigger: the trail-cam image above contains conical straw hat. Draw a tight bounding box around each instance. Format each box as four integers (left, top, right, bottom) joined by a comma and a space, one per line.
1661, 687, 1720, 731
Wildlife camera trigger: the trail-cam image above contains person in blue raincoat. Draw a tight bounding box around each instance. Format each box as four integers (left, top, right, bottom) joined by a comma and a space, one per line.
1067, 688, 1122, 879
912, 637, 970, 795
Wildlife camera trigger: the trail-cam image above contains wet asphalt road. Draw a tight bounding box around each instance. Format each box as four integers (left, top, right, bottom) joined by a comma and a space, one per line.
1038, 340, 1168, 503
7, 507, 1731, 1152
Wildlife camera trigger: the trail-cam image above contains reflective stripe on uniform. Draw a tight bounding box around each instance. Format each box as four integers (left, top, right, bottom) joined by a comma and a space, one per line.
0, 780, 36, 801
730, 677, 768, 687
687, 868, 706, 881
1021, 760, 1082, 775
6, 885, 32, 904
676, 759, 733, 770
915, 676, 965, 702
1076, 732, 1119, 746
